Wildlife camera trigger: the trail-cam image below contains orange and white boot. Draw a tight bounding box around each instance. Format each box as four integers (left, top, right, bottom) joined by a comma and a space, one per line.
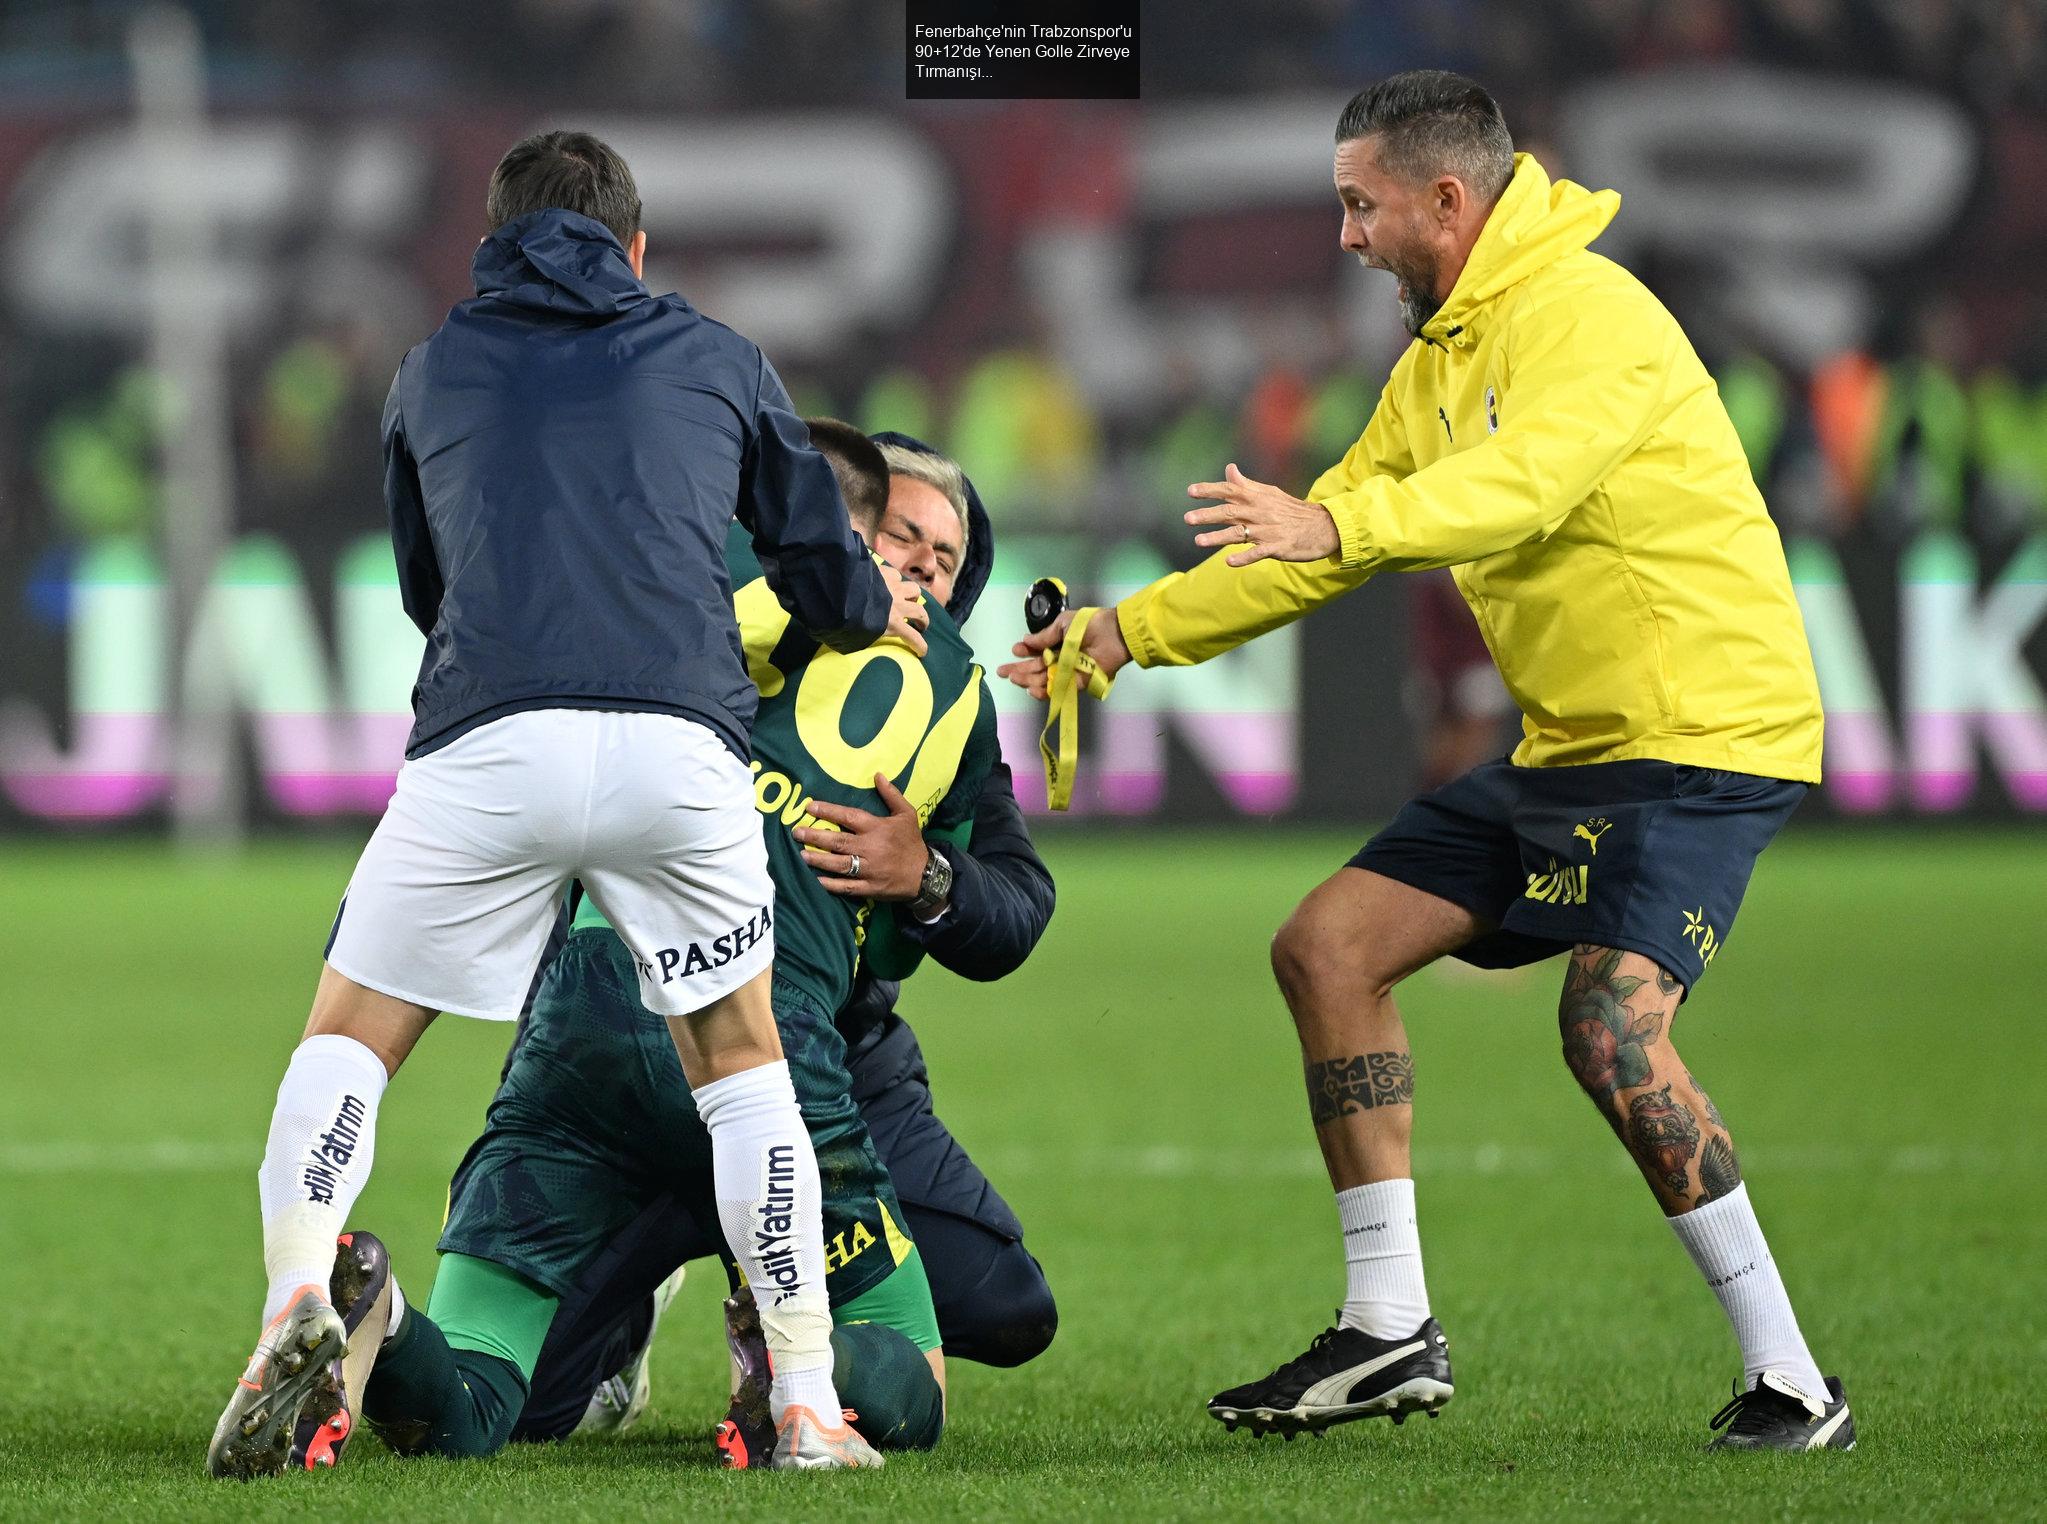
770, 1404, 885, 1470
288, 1230, 395, 1470
206, 1286, 348, 1479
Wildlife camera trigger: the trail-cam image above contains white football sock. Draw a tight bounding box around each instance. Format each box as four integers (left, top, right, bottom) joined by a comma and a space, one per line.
257, 1034, 388, 1326
1336, 1178, 1432, 1339
694, 1060, 840, 1425
1668, 1182, 1826, 1401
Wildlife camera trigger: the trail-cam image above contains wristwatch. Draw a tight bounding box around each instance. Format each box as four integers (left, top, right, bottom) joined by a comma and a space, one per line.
910, 846, 954, 919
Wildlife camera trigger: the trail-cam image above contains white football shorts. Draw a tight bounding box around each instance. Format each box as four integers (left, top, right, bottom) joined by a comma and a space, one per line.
324, 708, 773, 1020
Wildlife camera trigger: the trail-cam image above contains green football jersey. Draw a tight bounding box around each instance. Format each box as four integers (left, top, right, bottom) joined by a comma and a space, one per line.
573, 523, 999, 1014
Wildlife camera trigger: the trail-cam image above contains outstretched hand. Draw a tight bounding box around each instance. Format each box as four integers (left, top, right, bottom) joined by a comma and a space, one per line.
996, 606, 1133, 700
1185, 463, 1340, 566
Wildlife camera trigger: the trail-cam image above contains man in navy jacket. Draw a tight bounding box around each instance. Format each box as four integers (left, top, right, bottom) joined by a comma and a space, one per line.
210, 131, 922, 1478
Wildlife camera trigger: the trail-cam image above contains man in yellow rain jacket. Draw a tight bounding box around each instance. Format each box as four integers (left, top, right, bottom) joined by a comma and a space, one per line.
1003, 70, 1851, 1453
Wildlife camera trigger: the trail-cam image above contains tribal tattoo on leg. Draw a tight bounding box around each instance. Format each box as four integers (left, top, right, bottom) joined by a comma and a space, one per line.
1304, 1051, 1415, 1126
1559, 946, 1743, 1211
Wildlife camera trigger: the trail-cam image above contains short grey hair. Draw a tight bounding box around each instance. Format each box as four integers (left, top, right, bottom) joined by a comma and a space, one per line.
1335, 69, 1515, 206
876, 441, 970, 556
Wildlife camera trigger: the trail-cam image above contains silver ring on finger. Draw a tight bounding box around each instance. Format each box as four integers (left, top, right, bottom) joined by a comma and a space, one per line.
848, 854, 863, 879
1239, 523, 1253, 544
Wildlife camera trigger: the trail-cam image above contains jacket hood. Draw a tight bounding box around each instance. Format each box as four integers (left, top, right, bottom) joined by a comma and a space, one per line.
1422, 154, 1620, 346
868, 430, 994, 627
473, 209, 651, 317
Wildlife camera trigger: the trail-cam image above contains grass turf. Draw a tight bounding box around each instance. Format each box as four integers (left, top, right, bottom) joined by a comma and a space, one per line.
1, 828, 2042, 1520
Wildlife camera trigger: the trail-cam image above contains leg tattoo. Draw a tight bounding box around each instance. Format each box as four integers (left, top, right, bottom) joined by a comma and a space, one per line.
1559, 946, 1662, 1134
1560, 947, 1744, 1211
1688, 1071, 1729, 1132
1625, 1084, 1701, 1196
1697, 1134, 1741, 1202
1304, 1051, 1414, 1126
1687, 1071, 1742, 1202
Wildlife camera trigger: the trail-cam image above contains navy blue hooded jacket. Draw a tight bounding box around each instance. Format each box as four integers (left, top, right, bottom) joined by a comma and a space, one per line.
383, 209, 892, 761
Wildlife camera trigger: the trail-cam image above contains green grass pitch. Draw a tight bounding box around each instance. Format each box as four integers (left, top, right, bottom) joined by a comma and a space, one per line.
2, 828, 2042, 1520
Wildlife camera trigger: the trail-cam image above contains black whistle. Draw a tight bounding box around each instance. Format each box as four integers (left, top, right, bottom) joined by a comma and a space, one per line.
1024, 577, 1068, 635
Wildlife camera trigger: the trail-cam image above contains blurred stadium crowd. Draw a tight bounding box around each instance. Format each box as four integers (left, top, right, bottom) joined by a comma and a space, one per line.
8, 1, 2045, 113
2, 0, 2044, 819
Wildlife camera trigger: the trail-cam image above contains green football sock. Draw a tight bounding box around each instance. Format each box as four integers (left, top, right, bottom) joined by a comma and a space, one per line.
360, 1300, 456, 1433
359, 1253, 553, 1460
437, 1347, 529, 1458
427, 1252, 558, 1378
829, 1321, 944, 1451
359, 1306, 528, 1459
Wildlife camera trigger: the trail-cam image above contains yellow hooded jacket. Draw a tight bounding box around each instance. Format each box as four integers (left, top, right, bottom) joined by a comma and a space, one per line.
1118, 155, 1824, 782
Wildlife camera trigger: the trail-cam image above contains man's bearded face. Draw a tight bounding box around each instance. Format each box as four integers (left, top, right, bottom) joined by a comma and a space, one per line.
1335, 137, 1448, 338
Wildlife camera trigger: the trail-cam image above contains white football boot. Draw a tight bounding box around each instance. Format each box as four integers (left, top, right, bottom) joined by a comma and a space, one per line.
571, 1264, 687, 1438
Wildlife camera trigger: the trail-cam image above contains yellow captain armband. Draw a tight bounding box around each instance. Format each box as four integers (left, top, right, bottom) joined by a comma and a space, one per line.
1037, 605, 1115, 812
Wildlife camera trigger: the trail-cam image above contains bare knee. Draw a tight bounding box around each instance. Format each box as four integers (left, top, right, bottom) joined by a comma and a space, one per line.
1269, 913, 1314, 1007
1271, 903, 1393, 1015
1271, 869, 1484, 1033
1270, 911, 1331, 1011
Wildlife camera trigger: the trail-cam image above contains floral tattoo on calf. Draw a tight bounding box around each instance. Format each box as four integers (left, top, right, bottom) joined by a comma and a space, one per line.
1305, 1050, 1415, 1126
1561, 950, 1746, 1206
1560, 948, 1665, 1130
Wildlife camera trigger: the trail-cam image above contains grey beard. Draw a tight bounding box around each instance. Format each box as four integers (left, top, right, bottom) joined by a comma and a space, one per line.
1358, 249, 1442, 337
1397, 287, 1443, 337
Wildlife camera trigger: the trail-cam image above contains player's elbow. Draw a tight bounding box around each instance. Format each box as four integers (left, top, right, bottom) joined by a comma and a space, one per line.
929, 867, 1054, 982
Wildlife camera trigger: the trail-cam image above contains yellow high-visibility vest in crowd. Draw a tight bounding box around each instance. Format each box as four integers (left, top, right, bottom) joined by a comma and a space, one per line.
1119, 154, 1824, 783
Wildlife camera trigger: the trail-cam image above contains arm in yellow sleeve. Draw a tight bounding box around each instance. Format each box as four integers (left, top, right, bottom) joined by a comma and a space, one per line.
1117, 380, 1412, 669
1117, 551, 1370, 668
1321, 295, 1674, 573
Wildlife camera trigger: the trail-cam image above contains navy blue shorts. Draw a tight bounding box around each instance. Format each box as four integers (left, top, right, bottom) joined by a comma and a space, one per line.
1351, 757, 1807, 993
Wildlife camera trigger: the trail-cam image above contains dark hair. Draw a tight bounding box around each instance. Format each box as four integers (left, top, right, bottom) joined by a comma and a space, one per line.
802, 417, 890, 531
1335, 70, 1515, 205
486, 130, 643, 246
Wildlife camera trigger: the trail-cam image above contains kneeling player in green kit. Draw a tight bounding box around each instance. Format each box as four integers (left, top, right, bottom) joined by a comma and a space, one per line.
313, 422, 995, 1469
